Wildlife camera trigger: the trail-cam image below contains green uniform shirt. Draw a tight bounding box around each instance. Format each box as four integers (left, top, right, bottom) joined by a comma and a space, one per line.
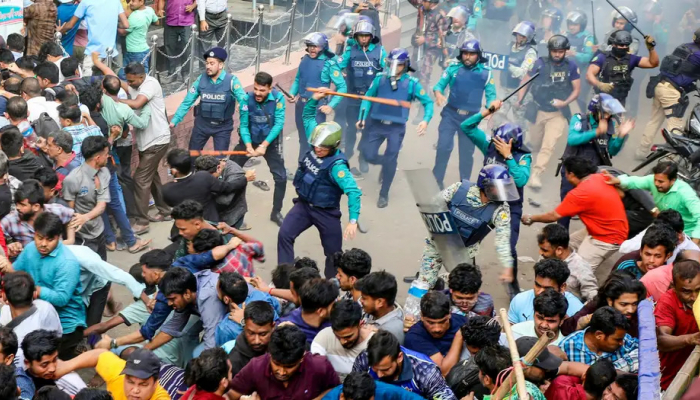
570, 30, 595, 66
302, 98, 362, 221
290, 53, 348, 109
567, 114, 625, 157
619, 175, 700, 239
469, 0, 482, 31
171, 71, 247, 126
238, 91, 286, 145
337, 42, 388, 70
433, 62, 497, 110
358, 73, 434, 123
460, 112, 532, 188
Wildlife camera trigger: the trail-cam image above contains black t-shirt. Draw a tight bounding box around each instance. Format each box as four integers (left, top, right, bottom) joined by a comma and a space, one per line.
162, 171, 242, 223
0, 183, 11, 220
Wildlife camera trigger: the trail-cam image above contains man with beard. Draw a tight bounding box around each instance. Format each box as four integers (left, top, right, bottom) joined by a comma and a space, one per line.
228, 325, 340, 400
655, 259, 700, 390
512, 288, 568, 345
228, 301, 276, 377
312, 300, 374, 379
351, 330, 456, 399
1, 179, 74, 257
614, 224, 676, 279
404, 291, 467, 376
604, 161, 700, 245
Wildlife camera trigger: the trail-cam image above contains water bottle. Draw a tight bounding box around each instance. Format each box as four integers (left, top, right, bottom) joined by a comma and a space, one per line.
19, 121, 38, 149
404, 280, 430, 319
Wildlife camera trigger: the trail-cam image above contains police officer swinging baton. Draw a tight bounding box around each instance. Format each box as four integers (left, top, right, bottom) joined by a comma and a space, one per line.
604, 0, 655, 47
489, 72, 540, 112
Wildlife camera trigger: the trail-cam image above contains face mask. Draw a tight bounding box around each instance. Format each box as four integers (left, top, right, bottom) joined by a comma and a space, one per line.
612, 46, 628, 57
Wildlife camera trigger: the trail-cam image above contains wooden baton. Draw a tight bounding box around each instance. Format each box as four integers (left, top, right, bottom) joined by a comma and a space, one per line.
499, 308, 529, 400
307, 87, 412, 108
189, 150, 249, 157
493, 329, 556, 400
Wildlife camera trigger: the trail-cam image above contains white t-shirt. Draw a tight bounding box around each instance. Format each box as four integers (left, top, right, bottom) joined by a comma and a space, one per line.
128, 76, 170, 151
311, 327, 373, 379
0, 299, 63, 367
511, 320, 564, 346
26, 97, 60, 125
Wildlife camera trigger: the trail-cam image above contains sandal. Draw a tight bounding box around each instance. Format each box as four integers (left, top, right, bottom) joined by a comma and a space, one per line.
128, 238, 152, 254
148, 213, 173, 223
252, 180, 270, 191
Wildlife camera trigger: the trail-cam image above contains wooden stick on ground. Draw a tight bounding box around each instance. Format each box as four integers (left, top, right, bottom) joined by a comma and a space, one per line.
493, 329, 556, 400
189, 150, 249, 157
498, 308, 529, 400
307, 87, 412, 108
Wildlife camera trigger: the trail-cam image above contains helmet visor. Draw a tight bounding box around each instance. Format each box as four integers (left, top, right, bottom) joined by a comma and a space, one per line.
389, 58, 403, 77
483, 177, 520, 202
600, 97, 626, 115
309, 123, 342, 148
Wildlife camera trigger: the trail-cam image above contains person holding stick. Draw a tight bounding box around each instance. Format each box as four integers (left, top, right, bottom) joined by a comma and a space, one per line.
356, 48, 433, 209
278, 88, 361, 279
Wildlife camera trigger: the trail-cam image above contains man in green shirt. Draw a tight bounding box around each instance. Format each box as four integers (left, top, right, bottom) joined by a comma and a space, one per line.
118, 0, 158, 79
604, 161, 700, 244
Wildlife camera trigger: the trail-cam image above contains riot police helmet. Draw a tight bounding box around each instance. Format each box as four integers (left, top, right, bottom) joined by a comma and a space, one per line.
542, 8, 564, 32
304, 32, 330, 52
447, 5, 471, 27
512, 21, 536, 44
611, 6, 637, 32
309, 121, 342, 150
387, 48, 415, 76
588, 94, 626, 117
458, 39, 482, 66
547, 35, 570, 51
476, 164, 520, 202
493, 123, 527, 152
609, 30, 633, 46
353, 20, 376, 44
566, 10, 588, 32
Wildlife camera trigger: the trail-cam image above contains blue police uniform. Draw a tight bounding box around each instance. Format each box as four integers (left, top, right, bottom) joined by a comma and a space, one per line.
432, 62, 497, 189
358, 72, 434, 201
461, 112, 531, 293
338, 42, 387, 161
277, 98, 362, 278
172, 70, 247, 152
566, 30, 595, 113
231, 90, 287, 215
290, 52, 348, 162
560, 113, 625, 229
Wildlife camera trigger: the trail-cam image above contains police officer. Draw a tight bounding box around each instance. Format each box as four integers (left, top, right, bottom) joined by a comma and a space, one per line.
558, 94, 633, 229
288, 32, 348, 162
416, 164, 516, 289
518, 35, 581, 189
357, 48, 433, 208
278, 88, 361, 278
461, 100, 531, 295
587, 30, 658, 107
338, 19, 386, 179
170, 47, 246, 152
433, 39, 497, 190
605, 7, 641, 55
479, 0, 517, 54
411, 0, 446, 88
565, 10, 595, 113
229, 72, 287, 227
441, 5, 475, 68
638, 28, 700, 159
535, 8, 564, 57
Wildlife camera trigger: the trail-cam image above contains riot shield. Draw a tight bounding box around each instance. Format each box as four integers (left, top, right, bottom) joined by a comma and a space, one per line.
405, 169, 472, 272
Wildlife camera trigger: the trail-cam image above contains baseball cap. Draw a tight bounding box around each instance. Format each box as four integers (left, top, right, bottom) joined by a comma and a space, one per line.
515, 337, 563, 372
121, 348, 161, 379
204, 47, 227, 62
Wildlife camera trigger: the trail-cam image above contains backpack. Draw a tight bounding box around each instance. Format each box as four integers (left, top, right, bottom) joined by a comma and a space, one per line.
31, 112, 60, 139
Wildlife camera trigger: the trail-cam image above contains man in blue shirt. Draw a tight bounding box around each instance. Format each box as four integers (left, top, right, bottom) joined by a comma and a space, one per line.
56, 0, 82, 56
508, 258, 584, 324
170, 47, 247, 153
352, 330, 457, 399
404, 291, 467, 376
323, 371, 424, 400
7, 213, 84, 360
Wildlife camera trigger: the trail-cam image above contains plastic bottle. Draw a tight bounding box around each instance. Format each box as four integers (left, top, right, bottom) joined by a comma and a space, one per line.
18, 121, 38, 149
404, 280, 430, 319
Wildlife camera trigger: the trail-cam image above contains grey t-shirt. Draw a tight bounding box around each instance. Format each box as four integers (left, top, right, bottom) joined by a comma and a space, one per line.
128, 76, 170, 151
362, 305, 406, 345
62, 163, 111, 239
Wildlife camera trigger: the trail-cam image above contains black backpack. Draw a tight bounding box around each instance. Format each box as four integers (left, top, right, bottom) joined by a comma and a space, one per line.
31, 112, 61, 139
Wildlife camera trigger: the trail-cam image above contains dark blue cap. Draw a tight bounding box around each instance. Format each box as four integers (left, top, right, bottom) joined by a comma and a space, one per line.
204, 47, 227, 62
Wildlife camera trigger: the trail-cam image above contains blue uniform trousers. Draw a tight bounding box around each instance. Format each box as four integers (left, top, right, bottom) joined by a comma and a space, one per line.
294, 98, 326, 162
188, 121, 233, 153
559, 165, 575, 230
360, 118, 406, 198
277, 198, 343, 278
508, 200, 523, 294
433, 107, 476, 189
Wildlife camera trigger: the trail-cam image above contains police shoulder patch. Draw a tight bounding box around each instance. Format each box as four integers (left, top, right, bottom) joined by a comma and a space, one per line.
337, 170, 346, 178
189, 86, 196, 94
276, 102, 283, 109
234, 84, 241, 89
489, 78, 495, 85
333, 70, 340, 77
592, 55, 599, 63
475, 6, 480, 12
585, 41, 593, 47
241, 104, 248, 111
574, 120, 582, 131
576, 67, 580, 75
498, 210, 510, 223
419, 89, 426, 95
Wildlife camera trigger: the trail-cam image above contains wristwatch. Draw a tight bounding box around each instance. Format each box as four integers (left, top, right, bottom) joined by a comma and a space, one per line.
349, 219, 357, 224
110, 338, 118, 350
505, 155, 514, 161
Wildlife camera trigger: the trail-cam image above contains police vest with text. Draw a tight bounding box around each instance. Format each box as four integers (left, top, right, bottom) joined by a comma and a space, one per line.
447, 64, 489, 113
247, 90, 279, 144
505, 44, 535, 89
532, 58, 574, 112
347, 45, 382, 95
196, 73, 236, 126
299, 55, 330, 99
598, 52, 634, 102
484, 146, 529, 201
293, 150, 348, 208
562, 114, 615, 167
369, 75, 416, 123
448, 181, 500, 247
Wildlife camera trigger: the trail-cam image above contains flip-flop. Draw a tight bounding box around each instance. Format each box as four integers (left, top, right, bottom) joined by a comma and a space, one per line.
253, 180, 270, 191
128, 238, 153, 254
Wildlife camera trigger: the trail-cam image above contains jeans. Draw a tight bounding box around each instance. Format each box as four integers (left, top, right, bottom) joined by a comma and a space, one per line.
101, 170, 137, 247
163, 24, 192, 76
119, 50, 151, 80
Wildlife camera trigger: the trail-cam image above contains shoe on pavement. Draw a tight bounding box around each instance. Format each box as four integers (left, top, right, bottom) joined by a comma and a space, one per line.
377, 196, 388, 208
287, 172, 295, 181
350, 167, 364, 179
634, 148, 649, 161
271, 212, 285, 227
528, 173, 542, 189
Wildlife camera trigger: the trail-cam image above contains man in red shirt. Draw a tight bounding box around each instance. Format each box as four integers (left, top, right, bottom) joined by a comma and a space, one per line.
522, 156, 629, 272
655, 259, 700, 390
545, 358, 616, 400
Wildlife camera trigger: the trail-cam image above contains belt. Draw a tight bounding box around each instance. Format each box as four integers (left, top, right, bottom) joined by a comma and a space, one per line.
447, 104, 472, 116
206, 9, 227, 16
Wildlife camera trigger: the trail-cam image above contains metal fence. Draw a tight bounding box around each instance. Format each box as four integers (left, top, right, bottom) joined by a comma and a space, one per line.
54, 0, 400, 96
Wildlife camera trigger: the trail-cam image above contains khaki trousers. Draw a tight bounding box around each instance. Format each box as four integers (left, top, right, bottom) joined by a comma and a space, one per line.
638, 81, 686, 155
570, 228, 620, 272
529, 110, 568, 174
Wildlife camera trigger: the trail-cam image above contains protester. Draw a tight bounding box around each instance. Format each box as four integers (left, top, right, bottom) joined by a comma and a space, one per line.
511, 288, 568, 345
228, 300, 276, 377
358, 271, 405, 344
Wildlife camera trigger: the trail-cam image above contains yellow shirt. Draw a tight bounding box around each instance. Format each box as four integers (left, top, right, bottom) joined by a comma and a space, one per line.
96, 352, 171, 400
